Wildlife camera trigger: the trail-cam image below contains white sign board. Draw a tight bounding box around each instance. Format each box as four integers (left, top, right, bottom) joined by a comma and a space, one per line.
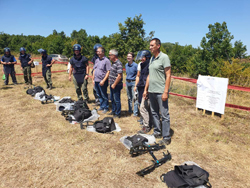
196, 75, 228, 114
33, 61, 40, 66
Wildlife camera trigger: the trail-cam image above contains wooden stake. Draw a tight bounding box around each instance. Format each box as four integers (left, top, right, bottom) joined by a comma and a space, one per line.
212, 111, 214, 117
202, 109, 206, 115
221, 115, 224, 120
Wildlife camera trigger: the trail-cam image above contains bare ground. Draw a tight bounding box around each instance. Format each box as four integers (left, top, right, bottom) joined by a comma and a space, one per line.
0, 64, 250, 188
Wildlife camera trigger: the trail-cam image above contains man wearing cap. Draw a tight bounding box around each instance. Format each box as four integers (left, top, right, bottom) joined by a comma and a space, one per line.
143, 38, 172, 145
19, 47, 33, 85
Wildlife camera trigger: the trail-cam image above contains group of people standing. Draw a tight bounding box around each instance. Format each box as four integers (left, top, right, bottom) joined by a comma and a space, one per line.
0, 38, 172, 145
68, 38, 172, 145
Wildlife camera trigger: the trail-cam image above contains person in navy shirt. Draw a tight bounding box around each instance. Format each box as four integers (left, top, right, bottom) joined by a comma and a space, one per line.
68, 44, 89, 100
125, 52, 138, 116
38, 48, 56, 90
19, 47, 33, 85
1, 47, 17, 85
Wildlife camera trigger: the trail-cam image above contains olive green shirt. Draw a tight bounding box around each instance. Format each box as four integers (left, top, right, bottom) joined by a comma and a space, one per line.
148, 51, 171, 93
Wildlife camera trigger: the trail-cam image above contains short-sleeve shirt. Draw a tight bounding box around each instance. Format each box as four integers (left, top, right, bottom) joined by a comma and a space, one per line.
93, 56, 111, 82
148, 52, 171, 93
109, 59, 123, 85
125, 62, 137, 80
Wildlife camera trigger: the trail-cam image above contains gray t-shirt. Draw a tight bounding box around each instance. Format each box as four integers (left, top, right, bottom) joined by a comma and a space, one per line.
148, 52, 171, 93
109, 59, 123, 85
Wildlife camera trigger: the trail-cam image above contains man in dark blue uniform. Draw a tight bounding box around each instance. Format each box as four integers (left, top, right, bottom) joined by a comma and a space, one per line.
19, 47, 33, 85
1, 47, 17, 85
38, 49, 56, 90
68, 44, 89, 100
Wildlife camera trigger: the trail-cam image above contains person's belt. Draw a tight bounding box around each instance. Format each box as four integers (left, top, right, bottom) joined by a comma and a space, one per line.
126, 80, 135, 83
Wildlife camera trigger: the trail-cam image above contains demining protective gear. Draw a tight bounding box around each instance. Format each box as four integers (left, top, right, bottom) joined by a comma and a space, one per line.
73, 44, 81, 52
19, 47, 26, 52
41, 55, 52, 78
93, 43, 102, 52
1, 48, 17, 84
70, 54, 88, 84
135, 50, 151, 61
19, 53, 32, 84
4, 47, 10, 53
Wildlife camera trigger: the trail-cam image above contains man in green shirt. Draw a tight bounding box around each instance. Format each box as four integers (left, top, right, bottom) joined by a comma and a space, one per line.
143, 38, 172, 145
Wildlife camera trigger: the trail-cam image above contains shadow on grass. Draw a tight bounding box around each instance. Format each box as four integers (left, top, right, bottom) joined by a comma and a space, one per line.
1, 86, 13, 90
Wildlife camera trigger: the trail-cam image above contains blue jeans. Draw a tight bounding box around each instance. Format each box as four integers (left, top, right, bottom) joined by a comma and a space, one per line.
95, 80, 109, 110
149, 93, 171, 140
126, 81, 139, 116
110, 84, 123, 116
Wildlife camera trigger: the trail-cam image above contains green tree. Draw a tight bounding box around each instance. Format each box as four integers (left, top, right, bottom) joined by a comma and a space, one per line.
201, 22, 234, 61
234, 40, 247, 59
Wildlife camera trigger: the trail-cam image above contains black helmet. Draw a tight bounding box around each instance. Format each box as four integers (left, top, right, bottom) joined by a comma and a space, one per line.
135, 50, 151, 61
38, 48, 47, 54
93, 43, 102, 52
73, 44, 81, 51
4, 47, 10, 53
20, 47, 26, 52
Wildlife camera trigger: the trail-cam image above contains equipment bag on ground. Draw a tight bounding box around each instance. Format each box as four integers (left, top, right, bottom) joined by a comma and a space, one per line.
73, 108, 92, 122
94, 117, 116, 133
161, 164, 212, 188
26, 86, 44, 96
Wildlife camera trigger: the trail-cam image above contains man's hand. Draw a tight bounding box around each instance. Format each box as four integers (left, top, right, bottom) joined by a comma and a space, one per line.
20, 67, 23, 71
46, 64, 51, 67
69, 75, 71, 81
111, 84, 116, 89
134, 86, 137, 92
99, 80, 104, 86
162, 92, 168, 101
85, 75, 88, 80
8, 62, 11, 65
143, 90, 148, 99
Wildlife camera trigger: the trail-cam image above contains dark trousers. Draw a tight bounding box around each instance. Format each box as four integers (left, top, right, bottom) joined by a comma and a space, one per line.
95, 80, 109, 110
149, 93, 171, 140
110, 84, 123, 115
4, 71, 17, 85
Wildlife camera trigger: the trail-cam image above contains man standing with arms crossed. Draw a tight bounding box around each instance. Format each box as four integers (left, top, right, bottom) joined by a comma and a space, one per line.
143, 38, 172, 145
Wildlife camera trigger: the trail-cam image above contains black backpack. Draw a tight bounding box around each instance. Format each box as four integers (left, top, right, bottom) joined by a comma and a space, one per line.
94, 117, 116, 133
161, 164, 212, 188
26, 86, 44, 96
74, 99, 89, 110
126, 135, 148, 147
73, 108, 92, 122
59, 98, 74, 103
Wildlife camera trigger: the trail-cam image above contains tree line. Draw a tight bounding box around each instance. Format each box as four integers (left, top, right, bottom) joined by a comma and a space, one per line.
0, 15, 249, 86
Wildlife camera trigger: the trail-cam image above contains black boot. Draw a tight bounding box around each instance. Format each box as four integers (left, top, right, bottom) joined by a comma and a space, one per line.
49, 84, 52, 90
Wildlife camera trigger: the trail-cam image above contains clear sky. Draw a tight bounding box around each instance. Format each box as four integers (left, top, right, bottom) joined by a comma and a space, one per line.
0, 0, 249, 54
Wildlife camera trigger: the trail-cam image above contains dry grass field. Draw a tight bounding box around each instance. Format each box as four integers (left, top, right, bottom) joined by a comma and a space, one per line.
0, 62, 250, 188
